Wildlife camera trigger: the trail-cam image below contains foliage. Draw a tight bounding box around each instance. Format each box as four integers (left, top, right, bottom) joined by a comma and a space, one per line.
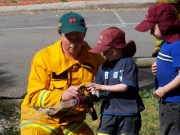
10, 0, 18, 3
60, 0, 67, 2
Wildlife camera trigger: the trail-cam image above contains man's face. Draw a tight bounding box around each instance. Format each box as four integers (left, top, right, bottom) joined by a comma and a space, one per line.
61, 32, 85, 57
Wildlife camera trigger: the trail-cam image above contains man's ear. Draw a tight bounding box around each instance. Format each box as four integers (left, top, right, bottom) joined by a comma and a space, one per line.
58, 29, 62, 35
84, 27, 87, 36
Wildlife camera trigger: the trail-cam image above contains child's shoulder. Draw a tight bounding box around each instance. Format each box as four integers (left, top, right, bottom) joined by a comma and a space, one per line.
116, 57, 136, 68
120, 57, 135, 64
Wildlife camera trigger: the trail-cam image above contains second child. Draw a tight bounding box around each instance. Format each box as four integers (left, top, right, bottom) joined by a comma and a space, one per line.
87, 27, 145, 135
135, 3, 180, 135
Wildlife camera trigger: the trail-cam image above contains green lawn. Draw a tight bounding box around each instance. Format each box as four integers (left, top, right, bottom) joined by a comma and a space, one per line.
0, 90, 159, 135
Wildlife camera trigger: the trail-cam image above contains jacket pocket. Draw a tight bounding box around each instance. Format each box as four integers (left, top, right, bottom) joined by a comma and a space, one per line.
49, 79, 68, 90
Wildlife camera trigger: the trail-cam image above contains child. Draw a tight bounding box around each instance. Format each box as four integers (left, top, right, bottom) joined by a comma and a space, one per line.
135, 3, 180, 135
87, 27, 145, 135
152, 0, 180, 57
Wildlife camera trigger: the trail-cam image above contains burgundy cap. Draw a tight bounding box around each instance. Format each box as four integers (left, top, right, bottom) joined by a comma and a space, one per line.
135, 3, 177, 32
89, 27, 136, 57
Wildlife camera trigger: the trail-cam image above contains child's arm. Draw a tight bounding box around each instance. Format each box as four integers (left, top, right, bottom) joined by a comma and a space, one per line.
87, 83, 128, 92
153, 68, 180, 98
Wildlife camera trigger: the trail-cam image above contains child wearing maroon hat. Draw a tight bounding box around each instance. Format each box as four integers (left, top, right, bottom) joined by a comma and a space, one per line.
152, 0, 180, 57
135, 3, 180, 135
87, 27, 145, 135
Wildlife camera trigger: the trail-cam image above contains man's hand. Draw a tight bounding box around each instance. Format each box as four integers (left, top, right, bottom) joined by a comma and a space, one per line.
61, 86, 79, 101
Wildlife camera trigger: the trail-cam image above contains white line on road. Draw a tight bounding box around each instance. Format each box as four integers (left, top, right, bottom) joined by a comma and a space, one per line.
113, 11, 126, 27
0, 23, 139, 31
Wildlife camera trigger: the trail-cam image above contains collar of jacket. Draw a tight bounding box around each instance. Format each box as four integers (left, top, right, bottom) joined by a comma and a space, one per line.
50, 40, 95, 75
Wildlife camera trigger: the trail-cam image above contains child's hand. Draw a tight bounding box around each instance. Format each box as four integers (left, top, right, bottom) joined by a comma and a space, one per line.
86, 83, 102, 91
86, 83, 102, 97
151, 62, 157, 76
153, 87, 167, 98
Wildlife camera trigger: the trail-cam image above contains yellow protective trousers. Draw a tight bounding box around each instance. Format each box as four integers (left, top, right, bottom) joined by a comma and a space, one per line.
21, 121, 94, 135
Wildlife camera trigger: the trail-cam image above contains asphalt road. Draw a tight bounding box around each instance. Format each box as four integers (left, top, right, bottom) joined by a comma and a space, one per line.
0, 9, 155, 97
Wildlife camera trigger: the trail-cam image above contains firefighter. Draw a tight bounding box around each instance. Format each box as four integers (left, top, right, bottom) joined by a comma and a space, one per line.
20, 11, 104, 135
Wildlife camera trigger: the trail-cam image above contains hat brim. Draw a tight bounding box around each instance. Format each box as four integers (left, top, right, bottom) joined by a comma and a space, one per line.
61, 25, 86, 34
135, 20, 155, 32
89, 40, 136, 57
121, 40, 136, 57
89, 44, 110, 54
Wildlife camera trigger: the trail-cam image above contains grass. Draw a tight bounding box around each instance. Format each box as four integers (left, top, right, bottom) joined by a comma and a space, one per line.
139, 90, 159, 135
0, 90, 159, 135
0, 99, 21, 135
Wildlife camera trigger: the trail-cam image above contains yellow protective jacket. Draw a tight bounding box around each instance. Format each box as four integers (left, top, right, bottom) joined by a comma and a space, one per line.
20, 40, 104, 134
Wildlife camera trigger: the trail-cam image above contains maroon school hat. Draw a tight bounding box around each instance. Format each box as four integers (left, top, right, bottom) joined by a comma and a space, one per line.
89, 27, 136, 57
135, 3, 177, 32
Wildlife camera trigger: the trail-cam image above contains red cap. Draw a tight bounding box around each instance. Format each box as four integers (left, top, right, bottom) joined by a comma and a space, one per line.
135, 3, 177, 32
89, 27, 136, 57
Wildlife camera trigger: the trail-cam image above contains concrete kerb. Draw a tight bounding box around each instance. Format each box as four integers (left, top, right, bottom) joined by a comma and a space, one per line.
134, 57, 156, 68
86, 2, 154, 10
0, 0, 155, 13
